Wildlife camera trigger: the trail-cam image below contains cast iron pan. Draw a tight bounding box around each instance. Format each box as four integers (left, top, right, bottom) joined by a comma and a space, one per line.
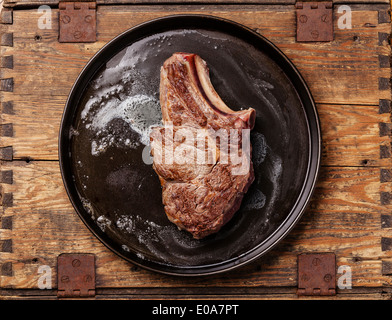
59, 14, 321, 276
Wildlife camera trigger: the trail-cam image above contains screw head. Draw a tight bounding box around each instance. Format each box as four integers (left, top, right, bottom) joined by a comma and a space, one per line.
324, 274, 332, 282
312, 257, 321, 266
299, 15, 308, 23
84, 275, 92, 283
310, 30, 319, 39
62, 15, 71, 24
73, 31, 82, 40
321, 14, 329, 22
85, 15, 93, 23
72, 259, 81, 267
301, 273, 310, 282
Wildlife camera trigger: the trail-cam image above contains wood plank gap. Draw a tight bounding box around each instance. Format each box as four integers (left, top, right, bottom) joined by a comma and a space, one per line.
96, 2, 392, 10
0, 92, 383, 107
5, 2, 392, 10
6, 2, 296, 10
327, 165, 390, 168
7, 158, 391, 169
0, 286, 389, 297
10, 158, 57, 163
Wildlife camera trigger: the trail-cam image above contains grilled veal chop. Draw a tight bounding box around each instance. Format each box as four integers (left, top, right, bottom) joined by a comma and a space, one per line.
150, 53, 256, 239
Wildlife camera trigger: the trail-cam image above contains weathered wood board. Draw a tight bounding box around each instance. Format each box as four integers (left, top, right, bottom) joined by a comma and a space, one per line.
0, 5, 391, 161
1, 162, 391, 297
0, 3, 391, 299
3, 0, 391, 10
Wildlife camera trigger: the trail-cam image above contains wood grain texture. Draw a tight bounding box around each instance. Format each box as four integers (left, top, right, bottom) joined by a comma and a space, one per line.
0, 5, 390, 103
1, 97, 391, 167
3, 0, 390, 9
0, 161, 391, 291
1, 3, 391, 298
0, 5, 391, 162
0, 287, 391, 299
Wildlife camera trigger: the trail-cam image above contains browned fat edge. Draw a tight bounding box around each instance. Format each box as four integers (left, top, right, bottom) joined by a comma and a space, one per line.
186, 53, 255, 130
182, 53, 228, 117
170, 53, 255, 130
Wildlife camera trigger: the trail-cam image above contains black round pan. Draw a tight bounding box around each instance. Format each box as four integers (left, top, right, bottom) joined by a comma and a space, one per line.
59, 14, 321, 276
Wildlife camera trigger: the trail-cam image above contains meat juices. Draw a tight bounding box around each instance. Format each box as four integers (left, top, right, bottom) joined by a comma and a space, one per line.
150, 53, 256, 239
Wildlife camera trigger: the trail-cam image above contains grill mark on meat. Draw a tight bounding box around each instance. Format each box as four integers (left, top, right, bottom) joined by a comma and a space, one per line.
165, 59, 208, 127
184, 54, 226, 118
151, 52, 256, 239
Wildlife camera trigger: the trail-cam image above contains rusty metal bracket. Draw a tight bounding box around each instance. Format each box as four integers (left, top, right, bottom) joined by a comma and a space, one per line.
59, 2, 96, 43
297, 253, 336, 296
57, 253, 96, 298
296, 2, 333, 42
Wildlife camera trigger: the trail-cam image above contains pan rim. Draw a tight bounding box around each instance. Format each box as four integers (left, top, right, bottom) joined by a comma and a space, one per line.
58, 13, 322, 276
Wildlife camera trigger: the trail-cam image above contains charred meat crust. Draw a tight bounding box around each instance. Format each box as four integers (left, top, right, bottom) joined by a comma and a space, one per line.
151, 52, 256, 239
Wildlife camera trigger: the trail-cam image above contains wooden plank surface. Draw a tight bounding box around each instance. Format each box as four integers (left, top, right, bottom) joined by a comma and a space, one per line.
3, 0, 391, 9
1, 98, 391, 167
0, 161, 391, 292
0, 5, 390, 104
0, 3, 391, 299
0, 5, 390, 161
